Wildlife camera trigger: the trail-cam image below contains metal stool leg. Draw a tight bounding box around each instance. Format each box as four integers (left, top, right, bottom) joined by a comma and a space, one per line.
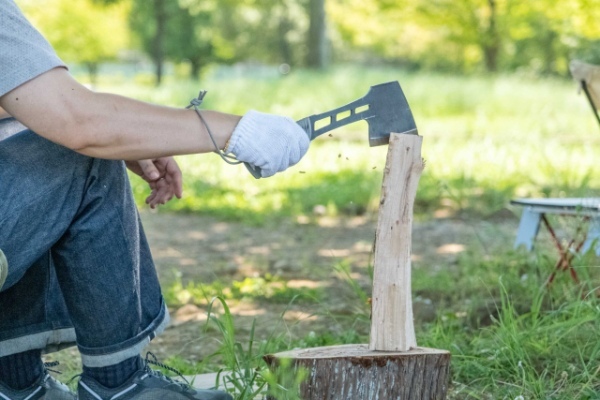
581, 216, 600, 256
543, 215, 583, 286
514, 207, 542, 251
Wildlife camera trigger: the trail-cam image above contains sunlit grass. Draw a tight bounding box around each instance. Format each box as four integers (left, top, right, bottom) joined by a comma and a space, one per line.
421, 285, 600, 399
163, 274, 322, 306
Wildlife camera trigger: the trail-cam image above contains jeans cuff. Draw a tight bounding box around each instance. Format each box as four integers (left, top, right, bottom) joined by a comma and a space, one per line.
0, 328, 76, 357
78, 302, 170, 368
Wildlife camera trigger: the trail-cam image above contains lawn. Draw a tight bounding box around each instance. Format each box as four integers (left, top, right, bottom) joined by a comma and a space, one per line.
62, 65, 600, 399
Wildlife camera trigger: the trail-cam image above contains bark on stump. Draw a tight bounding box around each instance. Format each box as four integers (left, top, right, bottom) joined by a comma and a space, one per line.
264, 345, 450, 400
266, 134, 450, 400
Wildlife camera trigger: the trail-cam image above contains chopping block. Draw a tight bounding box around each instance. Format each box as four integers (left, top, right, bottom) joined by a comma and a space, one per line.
265, 134, 450, 400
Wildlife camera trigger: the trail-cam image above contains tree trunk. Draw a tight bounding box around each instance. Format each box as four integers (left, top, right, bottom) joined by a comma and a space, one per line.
482, 0, 500, 72
278, 15, 293, 66
152, 0, 167, 85
542, 29, 558, 74
86, 62, 99, 88
306, 0, 327, 69
190, 59, 201, 80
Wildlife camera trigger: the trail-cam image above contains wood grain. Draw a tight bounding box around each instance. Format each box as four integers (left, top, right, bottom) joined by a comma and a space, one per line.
370, 133, 424, 351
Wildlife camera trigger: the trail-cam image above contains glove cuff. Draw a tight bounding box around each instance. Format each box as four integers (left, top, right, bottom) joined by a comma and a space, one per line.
226, 110, 263, 156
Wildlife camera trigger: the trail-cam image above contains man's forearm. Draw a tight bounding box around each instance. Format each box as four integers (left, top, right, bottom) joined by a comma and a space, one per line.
0, 68, 241, 160
70, 91, 241, 160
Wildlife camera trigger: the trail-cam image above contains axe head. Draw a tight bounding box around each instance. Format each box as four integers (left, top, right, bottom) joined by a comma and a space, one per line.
364, 81, 418, 147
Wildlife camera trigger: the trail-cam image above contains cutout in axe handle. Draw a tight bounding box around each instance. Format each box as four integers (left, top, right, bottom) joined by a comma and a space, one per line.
245, 81, 418, 178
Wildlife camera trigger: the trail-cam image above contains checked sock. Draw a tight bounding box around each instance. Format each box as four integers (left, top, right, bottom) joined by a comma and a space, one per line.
0, 349, 43, 390
83, 355, 143, 388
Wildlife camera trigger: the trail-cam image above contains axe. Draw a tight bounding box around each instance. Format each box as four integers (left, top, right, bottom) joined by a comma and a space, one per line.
245, 81, 418, 178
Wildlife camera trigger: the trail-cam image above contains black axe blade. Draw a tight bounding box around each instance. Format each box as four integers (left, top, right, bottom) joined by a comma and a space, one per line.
245, 81, 418, 178
297, 81, 418, 146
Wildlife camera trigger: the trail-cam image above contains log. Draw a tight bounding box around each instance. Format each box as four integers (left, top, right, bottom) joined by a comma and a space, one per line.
370, 133, 423, 351
265, 133, 450, 399
264, 344, 450, 400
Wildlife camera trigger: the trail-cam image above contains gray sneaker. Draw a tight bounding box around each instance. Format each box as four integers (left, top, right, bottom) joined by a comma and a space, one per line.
0, 371, 76, 400
77, 356, 233, 400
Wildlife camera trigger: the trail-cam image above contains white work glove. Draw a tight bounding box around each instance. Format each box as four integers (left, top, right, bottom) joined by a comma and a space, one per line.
226, 110, 310, 178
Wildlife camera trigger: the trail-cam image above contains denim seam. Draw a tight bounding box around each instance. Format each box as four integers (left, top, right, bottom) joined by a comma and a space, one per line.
43, 252, 52, 332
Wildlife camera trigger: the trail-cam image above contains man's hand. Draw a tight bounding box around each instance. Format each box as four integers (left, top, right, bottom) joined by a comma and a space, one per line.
125, 157, 183, 209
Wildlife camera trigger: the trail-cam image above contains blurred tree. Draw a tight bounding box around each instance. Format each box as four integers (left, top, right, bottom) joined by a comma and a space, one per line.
17, 0, 130, 84
128, 0, 175, 85
307, 0, 328, 68
129, 0, 310, 83
327, 0, 426, 67
204, 0, 308, 67
22, 0, 600, 77
100, 0, 207, 84
417, 0, 509, 72
510, 0, 600, 73
329, 0, 600, 74
170, 0, 214, 78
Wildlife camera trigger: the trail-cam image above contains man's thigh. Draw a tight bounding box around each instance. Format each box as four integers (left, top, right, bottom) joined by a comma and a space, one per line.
0, 129, 92, 289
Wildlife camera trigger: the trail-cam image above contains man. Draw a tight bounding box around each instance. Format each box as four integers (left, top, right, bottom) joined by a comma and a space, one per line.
0, 0, 310, 399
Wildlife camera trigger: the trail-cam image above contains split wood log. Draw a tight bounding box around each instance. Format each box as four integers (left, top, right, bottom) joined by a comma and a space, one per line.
370, 133, 423, 351
264, 344, 450, 400
265, 133, 450, 400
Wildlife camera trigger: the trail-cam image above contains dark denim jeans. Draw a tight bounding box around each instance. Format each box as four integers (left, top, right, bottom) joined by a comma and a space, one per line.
0, 120, 169, 367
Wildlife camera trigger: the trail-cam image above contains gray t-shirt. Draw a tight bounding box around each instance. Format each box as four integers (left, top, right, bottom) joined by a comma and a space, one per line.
0, 0, 65, 98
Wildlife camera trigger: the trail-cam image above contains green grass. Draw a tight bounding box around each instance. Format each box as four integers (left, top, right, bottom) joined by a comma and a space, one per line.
415, 248, 600, 399
156, 249, 600, 399
45, 65, 600, 398
421, 287, 600, 399
164, 274, 323, 306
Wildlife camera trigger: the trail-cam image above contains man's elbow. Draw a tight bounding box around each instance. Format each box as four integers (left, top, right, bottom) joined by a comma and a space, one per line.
0, 106, 10, 119
47, 95, 105, 155
44, 111, 94, 153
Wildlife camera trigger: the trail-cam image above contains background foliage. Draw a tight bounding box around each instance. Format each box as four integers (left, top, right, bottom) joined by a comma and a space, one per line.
17, 0, 600, 82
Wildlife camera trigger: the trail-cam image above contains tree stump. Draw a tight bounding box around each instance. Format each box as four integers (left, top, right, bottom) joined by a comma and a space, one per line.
264, 345, 450, 400
265, 133, 450, 399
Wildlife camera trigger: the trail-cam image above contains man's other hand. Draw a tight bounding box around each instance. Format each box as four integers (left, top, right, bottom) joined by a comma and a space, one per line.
125, 157, 183, 208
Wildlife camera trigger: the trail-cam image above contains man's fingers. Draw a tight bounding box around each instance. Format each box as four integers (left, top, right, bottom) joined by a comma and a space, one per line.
145, 178, 174, 208
166, 161, 183, 198
134, 157, 183, 208
163, 159, 182, 198
137, 159, 161, 181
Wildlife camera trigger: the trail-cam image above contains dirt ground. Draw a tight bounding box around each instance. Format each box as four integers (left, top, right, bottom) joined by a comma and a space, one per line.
136, 208, 521, 364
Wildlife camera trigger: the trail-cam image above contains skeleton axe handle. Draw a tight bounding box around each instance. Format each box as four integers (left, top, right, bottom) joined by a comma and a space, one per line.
245, 97, 372, 179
